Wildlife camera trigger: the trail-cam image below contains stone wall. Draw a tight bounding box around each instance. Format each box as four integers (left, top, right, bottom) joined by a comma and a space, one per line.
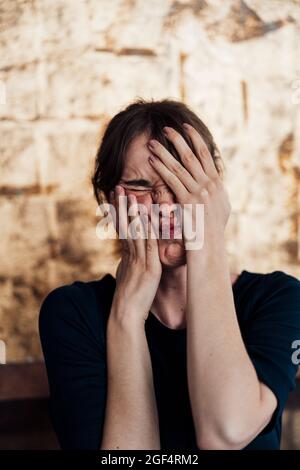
1, 0, 300, 362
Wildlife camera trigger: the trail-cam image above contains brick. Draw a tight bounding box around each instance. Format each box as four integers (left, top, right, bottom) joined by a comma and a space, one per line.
0, 123, 38, 190
0, 64, 39, 119
55, 196, 118, 280
41, 121, 100, 193
0, 196, 57, 280
43, 50, 180, 118
0, 0, 39, 69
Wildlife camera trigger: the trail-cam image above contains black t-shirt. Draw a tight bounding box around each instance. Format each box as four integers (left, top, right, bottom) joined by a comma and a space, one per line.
39, 269, 300, 450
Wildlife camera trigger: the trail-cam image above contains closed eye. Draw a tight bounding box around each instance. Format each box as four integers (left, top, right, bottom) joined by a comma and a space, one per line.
123, 187, 152, 193
122, 185, 173, 195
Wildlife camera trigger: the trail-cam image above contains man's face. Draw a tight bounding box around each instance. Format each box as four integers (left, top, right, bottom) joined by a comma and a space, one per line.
116, 131, 186, 269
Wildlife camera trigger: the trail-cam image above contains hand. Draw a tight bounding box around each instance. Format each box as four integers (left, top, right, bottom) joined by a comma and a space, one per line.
147, 124, 231, 250
109, 185, 162, 325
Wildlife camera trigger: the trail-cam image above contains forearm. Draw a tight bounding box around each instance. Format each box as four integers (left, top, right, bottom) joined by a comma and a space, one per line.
186, 242, 268, 448
100, 307, 160, 450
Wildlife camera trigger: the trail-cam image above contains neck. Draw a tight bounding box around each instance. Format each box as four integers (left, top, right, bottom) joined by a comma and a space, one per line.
159, 263, 187, 292
150, 263, 187, 329
150, 265, 241, 330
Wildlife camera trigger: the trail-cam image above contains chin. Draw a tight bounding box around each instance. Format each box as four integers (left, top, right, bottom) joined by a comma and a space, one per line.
158, 239, 186, 269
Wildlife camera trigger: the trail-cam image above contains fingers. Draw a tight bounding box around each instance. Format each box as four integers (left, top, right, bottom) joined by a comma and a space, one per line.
113, 185, 134, 256
148, 153, 189, 202
128, 193, 146, 261
113, 186, 148, 262
146, 209, 160, 271
148, 139, 198, 191
109, 189, 117, 232
112, 185, 161, 274
182, 123, 220, 180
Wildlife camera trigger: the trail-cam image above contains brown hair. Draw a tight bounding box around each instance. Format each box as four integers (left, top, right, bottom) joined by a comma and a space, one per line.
91, 98, 224, 205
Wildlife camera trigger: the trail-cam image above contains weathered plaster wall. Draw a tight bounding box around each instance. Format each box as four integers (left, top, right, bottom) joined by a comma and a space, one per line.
0, 0, 300, 362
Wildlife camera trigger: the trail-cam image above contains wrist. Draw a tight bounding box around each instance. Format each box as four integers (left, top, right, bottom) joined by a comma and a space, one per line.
108, 304, 146, 333
186, 235, 228, 265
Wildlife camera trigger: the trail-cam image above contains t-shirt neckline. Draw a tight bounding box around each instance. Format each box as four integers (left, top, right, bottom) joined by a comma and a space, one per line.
147, 270, 249, 333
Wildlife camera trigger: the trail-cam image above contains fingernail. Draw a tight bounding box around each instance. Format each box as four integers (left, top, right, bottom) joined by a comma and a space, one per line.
183, 123, 189, 129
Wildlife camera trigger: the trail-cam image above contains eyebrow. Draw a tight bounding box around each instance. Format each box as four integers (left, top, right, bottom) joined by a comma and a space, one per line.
120, 178, 152, 188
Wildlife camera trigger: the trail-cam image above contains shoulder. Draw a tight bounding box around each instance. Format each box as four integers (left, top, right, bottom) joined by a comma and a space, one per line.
235, 269, 300, 335
261, 270, 300, 289
241, 271, 300, 390
39, 273, 115, 333
250, 269, 300, 307
240, 269, 300, 307
238, 270, 300, 344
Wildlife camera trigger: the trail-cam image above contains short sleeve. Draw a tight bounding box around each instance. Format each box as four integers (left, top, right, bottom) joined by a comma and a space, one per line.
39, 283, 107, 449
243, 273, 300, 435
